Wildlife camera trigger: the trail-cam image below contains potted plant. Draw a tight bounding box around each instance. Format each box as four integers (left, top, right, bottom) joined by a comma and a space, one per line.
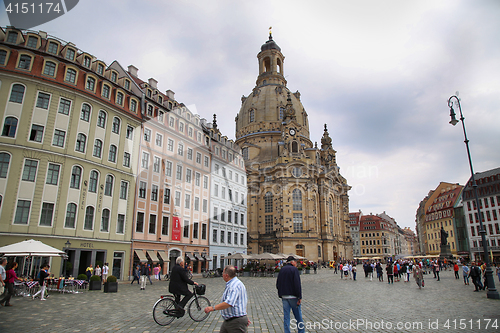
297, 266, 303, 275
243, 266, 251, 277
274, 267, 280, 277
89, 274, 102, 290
103, 275, 118, 293
305, 266, 311, 274
77, 274, 87, 281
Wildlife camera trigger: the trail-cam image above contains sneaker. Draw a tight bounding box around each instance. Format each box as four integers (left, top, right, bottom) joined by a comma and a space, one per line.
40, 299, 46, 301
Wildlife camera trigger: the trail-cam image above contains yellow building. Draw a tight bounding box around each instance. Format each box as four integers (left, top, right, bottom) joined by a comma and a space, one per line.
235, 34, 352, 262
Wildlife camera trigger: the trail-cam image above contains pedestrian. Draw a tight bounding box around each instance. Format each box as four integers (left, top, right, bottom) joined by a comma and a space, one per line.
462, 264, 470, 285
393, 263, 399, 282
376, 263, 383, 282
102, 263, 109, 283
95, 264, 101, 279
204, 265, 249, 332
157, 264, 162, 281
313, 262, 317, 274
386, 263, 394, 284
0, 258, 6, 297
432, 260, 437, 279
0, 261, 23, 306
32, 263, 50, 301
147, 264, 153, 285
496, 263, 500, 283
413, 265, 424, 289
131, 265, 140, 284
342, 263, 349, 280
406, 263, 412, 283
453, 262, 460, 279
153, 264, 160, 280
339, 263, 343, 279
334, 262, 338, 274
276, 256, 304, 333
469, 262, 482, 291
352, 264, 357, 281
435, 261, 440, 281
140, 263, 148, 290
85, 264, 93, 281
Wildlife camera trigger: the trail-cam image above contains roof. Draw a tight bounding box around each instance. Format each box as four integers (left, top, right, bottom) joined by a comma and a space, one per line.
261, 35, 281, 52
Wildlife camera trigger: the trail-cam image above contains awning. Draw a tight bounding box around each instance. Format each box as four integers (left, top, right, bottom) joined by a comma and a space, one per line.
157, 250, 167, 261
185, 252, 196, 261
134, 250, 148, 262
146, 250, 157, 262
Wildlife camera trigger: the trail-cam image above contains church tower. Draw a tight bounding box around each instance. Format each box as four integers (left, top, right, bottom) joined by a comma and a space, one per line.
235, 33, 352, 262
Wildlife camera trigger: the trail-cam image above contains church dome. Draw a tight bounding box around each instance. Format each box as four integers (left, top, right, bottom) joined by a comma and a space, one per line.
261, 35, 281, 52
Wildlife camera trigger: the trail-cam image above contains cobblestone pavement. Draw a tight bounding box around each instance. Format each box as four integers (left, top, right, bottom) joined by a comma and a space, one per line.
1, 269, 499, 333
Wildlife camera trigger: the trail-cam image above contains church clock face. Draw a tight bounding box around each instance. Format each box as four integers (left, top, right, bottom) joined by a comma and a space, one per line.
289, 128, 296, 136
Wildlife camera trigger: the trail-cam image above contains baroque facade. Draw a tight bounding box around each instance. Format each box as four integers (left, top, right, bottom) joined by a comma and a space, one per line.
235, 34, 352, 262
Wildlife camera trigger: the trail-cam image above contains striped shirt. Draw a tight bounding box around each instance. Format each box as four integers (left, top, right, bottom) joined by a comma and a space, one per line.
220, 277, 247, 320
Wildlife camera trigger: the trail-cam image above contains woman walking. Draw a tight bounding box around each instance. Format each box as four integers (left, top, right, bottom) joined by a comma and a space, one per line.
413, 265, 424, 289
0, 262, 23, 306
32, 263, 49, 301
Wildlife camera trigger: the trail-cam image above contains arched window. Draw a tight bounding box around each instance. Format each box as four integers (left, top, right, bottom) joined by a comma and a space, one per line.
104, 175, 113, 196
9, 84, 25, 103
0, 153, 11, 178
292, 189, 302, 210
80, 103, 91, 122
249, 109, 255, 123
329, 198, 333, 217
65, 68, 77, 83
291, 141, 298, 153
43, 61, 56, 76
264, 57, 271, 72
101, 208, 110, 232
75, 133, 86, 152
70, 166, 82, 189
108, 145, 117, 162
97, 110, 106, 128
112, 117, 120, 134
277, 58, 282, 73
89, 170, 98, 193
93, 139, 102, 158
318, 245, 321, 257
2, 117, 18, 137
18, 54, 32, 70
242, 147, 249, 161
84, 206, 94, 230
0, 50, 7, 65
116, 92, 124, 105
264, 191, 273, 213
65, 203, 77, 228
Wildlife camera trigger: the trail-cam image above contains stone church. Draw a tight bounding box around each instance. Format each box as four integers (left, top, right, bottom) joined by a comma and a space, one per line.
235, 33, 353, 262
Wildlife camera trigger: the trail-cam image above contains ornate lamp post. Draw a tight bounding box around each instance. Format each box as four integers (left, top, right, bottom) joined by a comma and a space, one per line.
447, 95, 499, 299
63, 240, 71, 277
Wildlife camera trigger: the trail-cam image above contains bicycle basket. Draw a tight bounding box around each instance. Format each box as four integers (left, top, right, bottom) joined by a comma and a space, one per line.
195, 284, 206, 295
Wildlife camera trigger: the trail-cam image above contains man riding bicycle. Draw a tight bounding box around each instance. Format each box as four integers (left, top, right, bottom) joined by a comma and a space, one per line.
169, 257, 198, 317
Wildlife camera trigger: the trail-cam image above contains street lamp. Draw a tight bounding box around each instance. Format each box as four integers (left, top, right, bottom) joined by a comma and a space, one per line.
63, 240, 71, 277
447, 95, 499, 299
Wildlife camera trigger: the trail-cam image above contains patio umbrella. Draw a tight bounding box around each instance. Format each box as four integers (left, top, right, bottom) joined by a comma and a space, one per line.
287, 253, 307, 260
224, 253, 252, 260
0, 239, 66, 257
249, 253, 281, 260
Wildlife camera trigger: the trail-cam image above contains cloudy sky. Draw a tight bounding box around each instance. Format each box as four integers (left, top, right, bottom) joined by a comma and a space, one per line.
2, 0, 499, 230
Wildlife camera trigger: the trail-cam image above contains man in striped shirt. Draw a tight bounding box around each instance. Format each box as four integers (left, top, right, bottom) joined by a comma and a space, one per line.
205, 265, 249, 332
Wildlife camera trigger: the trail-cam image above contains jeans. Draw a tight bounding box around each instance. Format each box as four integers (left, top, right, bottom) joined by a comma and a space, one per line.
282, 298, 304, 333
353, 272, 356, 281
463, 275, 469, 284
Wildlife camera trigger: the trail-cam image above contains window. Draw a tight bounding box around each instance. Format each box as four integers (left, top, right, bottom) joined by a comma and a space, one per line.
46, 163, 60, 185
162, 216, 169, 235
164, 188, 170, 204
169, 116, 175, 127
172, 191, 181, 207
27, 36, 39, 48
183, 220, 189, 238
196, 152, 201, 164
117, 214, 125, 234
7, 31, 18, 43
144, 128, 151, 142
36, 92, 51, 109
221, 209, 225, 221
47, 41, 58, 54
152, 185, 158, 201
0, 50, 6, 65
43, 61, 56, 76
204, 156, 209, 167
203, 199, 207, 213
86, 76, 96, 91
65, 203, 77, 228
120, 181, 128, 200
104, 175, 113, 196
156, 133, 162, 146
228, 210, 232, 222
83, 56, 91, 68
66, 48, 75, 61
0, 153, 10, 178
116, 92, 124, 106
185, 194, 191, 209
102, 84, 110, 99
139, 181, 146, 199
203, 176, 208, 189
65, 68, 77, 83
194, 197, 200, 211
89, 170, 98, 193
126, 126, 134, 139
178, 143, 184, 156
70, 166, 82, 189
242, 147, 249, 161
293, 213, 303, 232
292, 189, 302, 210
165, 161, 172, 177
14, 200, 31, 224
29, 125, 44, 142
75, 133, 86, 152
151, 156, 159, 172
187, 148, 193, 160
93, 139, 102, 158
195, 172, 200, 186
84, 206, 94, 230
9, 84, 25, 103
186, 169, 192, 183
108, 145, 117, 163
193, 222, 199, 239
213, 207, 218, 220
123, 152, 131, 167
179, 122, 184, 133
213, 230, 218, 243
202, 223, 207, 240
188, 127, 193, 137
111, 71, 118, 82
130, 99, 137, 112
80, 103, 91, 121
249, 109, 255, 122
136, 212, 145, 233
124, 80, 131, 90
228, 232, 232, 244
241, 234, 244, 246
214, 184, 218, 197
149, 214, 157, 234
100, 209, 110, 232
147, 105, 153, 116
22, 159, 38, 182
53, 129, 66, 146
97, 63, 104, 75
241, 213, 245, 225
58, 98, 71, 115
18, 54, 32, 70
234, 233, 238, 245
141, 152, 149, 169
176, 165, 182, 180
97, 110, 107, 128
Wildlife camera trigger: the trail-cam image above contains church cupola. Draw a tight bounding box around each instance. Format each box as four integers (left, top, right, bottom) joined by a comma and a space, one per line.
256, 29, 287, 87
321, 124, 333, 150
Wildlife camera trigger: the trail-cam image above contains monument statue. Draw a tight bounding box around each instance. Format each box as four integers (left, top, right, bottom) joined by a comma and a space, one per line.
440, 227, 448, 246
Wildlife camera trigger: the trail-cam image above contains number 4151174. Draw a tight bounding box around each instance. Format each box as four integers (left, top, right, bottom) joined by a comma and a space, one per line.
443, 319, 498, 330
5, 2, 62, 14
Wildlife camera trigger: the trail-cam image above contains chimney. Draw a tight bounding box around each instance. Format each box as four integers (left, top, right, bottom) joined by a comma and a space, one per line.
128, 65, 138, 77
148, 78, 158, 89
166, 89, 175, 100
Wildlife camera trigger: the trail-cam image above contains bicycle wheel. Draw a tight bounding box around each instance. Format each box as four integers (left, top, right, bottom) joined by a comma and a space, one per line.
188, 296, 211, 322
153, 297, 176, 326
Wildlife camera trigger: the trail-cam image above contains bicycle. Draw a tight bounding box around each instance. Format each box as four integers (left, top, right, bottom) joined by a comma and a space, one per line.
152, 284, 210, 326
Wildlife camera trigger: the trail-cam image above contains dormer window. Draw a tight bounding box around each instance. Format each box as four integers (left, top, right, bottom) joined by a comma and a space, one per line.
66, 48, 75, 61
97, 63, 104, 75
6, 31, 18, 43
147, 89, 152, 98
83, 56, 91, 68
116, 92, 124, 106
27, 36, 38, 48
111, 71, 117, 82
168, 102, 173, 110
158, 95, 163, 104
42, 61, 56, 76
130, 99, 137, 112
147, 104, 153, 116
102, 84, 110, 99
18, 55, 32, 70
47, 41, 58, 54
124, 80, 130, 90
86, 76, 96, 91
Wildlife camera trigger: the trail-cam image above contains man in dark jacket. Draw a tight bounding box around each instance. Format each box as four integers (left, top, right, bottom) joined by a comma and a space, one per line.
469, 262, 483, 291
276, 256, 304, 333
169, 257, 198, 317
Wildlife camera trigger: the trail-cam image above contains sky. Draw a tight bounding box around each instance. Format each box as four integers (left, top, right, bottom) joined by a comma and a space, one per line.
2, 0, 499, 231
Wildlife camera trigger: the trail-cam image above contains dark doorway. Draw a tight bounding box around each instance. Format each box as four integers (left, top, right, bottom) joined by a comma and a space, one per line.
79, 251, 92, 275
